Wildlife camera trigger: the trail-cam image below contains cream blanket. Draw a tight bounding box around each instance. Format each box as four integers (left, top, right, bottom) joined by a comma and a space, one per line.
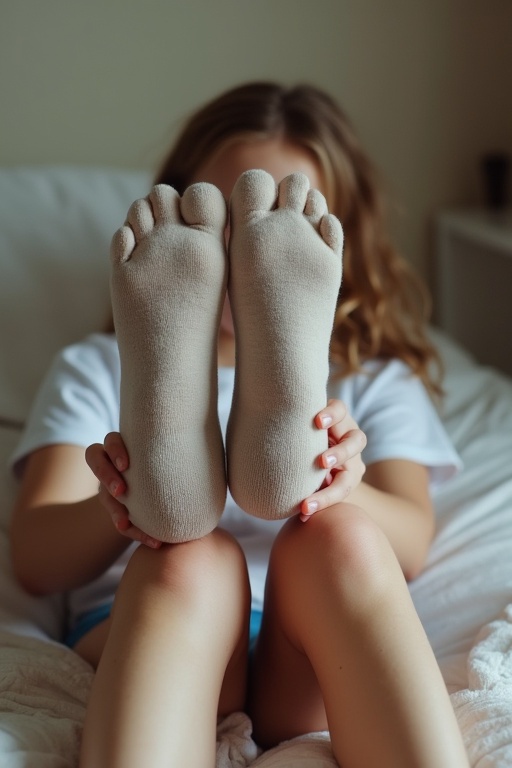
0, 630, 334, 767
451, 605, 512, 768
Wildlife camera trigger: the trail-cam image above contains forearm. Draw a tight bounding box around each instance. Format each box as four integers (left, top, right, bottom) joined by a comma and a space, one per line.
346, 481, 435, 581
10, 495, 131, 596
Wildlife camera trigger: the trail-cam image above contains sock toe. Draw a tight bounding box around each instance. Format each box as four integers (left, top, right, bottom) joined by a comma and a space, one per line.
126, 198, 155, 240
181, 182, 227, 233
305, 188, 328, 226
277, 172, 310, 211
149, 184, 181, 224
231, 169, 277, 219
320, 213, 344, 255
111, 225, 136, 265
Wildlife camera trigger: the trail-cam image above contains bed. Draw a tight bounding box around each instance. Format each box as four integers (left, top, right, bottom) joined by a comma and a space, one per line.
0, 166, 511, 767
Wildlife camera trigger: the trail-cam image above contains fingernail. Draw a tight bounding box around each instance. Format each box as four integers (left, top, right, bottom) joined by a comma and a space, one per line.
115, 458, 125, 471
325, 454, 336, 468
110, 481, 120, 496
320, 415, 332, 428
306, 501, 318, 515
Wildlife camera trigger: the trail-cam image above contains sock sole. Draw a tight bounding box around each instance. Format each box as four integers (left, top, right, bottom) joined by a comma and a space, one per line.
110, 183, 228, 542
227, 170, 343, 520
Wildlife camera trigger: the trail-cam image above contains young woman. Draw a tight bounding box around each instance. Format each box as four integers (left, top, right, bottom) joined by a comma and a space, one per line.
10, 82, 469, 767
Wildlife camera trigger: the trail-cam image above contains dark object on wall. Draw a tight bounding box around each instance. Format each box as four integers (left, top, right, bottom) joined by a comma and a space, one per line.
482, 152, 510, 210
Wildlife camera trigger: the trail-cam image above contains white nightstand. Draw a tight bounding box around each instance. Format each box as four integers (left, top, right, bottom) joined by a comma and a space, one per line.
435, 210, 512, 377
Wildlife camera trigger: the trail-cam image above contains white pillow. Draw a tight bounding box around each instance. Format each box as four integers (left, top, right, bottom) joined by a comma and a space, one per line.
0, 166, 151, 425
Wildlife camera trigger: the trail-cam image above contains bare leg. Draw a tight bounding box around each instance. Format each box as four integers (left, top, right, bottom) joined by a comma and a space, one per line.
78, 529, 250, 768
249, 504, 469, 768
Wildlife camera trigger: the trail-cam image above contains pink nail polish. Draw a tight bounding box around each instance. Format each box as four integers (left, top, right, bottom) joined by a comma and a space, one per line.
112, 513, 122, 529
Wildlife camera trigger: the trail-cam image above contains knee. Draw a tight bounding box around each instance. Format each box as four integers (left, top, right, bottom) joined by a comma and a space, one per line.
271, 504, 398, 610
125, 528, 250, 610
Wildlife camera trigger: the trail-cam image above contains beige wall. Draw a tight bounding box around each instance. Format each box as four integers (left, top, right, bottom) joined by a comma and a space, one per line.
2, 0, 511, 281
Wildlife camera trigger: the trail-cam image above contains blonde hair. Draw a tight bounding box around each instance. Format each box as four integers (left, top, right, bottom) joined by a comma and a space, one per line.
153, 81, 441, 395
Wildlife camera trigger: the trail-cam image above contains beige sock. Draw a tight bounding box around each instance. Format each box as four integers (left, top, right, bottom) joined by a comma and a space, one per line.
227, 170, 343, 520
110, 183, 228, 542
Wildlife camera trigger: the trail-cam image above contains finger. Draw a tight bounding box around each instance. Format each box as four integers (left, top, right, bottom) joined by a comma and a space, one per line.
129, 527, 163, 549
104, 432, 129, 472
120, 521, 162, 549
99, 489, 161, 548
320, 429, 367, 469
86, 444, 125, 495
300, 468, 359, 519
314, 399, 347, 429
87, 445, 127, 497
99, 486, 131, 529
85, 442, 104, 472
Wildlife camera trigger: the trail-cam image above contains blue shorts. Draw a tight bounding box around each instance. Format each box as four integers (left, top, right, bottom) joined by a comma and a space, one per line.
65, 603, 112, 648
65, 603, 264, 651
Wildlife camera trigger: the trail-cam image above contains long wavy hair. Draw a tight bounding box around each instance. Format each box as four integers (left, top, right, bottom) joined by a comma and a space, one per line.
151, 81, 441, 395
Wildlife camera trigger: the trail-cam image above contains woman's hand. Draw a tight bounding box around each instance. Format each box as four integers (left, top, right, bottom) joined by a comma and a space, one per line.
85, 433, 162, 549
300, 399, 367, 522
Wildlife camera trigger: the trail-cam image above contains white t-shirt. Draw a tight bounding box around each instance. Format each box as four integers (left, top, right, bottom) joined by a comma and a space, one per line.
12, 333, 461, 626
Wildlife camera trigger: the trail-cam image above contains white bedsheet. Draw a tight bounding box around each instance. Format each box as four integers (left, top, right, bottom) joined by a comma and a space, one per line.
413, 331, 512, 681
